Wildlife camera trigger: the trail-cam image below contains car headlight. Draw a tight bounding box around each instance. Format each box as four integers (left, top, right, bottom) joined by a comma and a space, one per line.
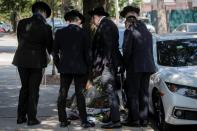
166, 82, 197, 99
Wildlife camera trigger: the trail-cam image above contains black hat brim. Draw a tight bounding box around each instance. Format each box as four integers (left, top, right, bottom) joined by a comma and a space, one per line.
32, 2, 51, 18
120, 6, 140, 18
64, 10, 85, 24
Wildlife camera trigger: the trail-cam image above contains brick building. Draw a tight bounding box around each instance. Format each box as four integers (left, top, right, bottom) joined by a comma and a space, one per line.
141, 0, 197, 13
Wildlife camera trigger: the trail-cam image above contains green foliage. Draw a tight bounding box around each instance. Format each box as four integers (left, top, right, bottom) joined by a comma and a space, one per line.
0, 0, 142, 22
132, 0, 142, 7
106, 0, 128, 17
0, 0, 34, 22
0, 0, 33, 13
104, 0, 142, 17
119, 0, 128, 10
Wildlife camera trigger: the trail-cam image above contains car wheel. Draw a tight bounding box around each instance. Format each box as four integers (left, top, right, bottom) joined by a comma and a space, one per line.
152, 89, 170, 131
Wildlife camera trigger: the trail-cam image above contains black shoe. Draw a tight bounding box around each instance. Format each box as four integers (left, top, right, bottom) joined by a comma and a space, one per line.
27, 119, 40, 126
121, 120, 140, 127
17, 117, 27, 124
101, 121, 122, 129
140, 120, 148, 127
60, 120, 71, 127
81, 121, 95, 128
141, 123, 148, 127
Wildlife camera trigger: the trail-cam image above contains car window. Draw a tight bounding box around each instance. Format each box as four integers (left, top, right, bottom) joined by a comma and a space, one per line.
157, 39, 197, 66
176, 25, 187, 32
188, 25, 197, 32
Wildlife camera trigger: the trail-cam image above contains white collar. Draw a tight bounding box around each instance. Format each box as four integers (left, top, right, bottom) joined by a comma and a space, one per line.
98, 16, 106, 25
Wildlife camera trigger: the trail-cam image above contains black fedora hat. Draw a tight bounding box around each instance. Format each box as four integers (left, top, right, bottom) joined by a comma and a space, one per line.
64, 10, 85, 24
88, 6, 109, 17
120, 6, 140, 18
32, 2, 51, 18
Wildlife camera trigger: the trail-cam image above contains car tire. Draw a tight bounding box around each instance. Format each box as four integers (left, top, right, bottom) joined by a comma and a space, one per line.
152, 89, 171, 131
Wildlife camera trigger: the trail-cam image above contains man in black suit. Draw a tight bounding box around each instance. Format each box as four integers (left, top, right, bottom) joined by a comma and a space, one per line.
88, 7, 123, 129
12, 2, 53, 126
53, 10, 95, 128
120, 6, 156, 127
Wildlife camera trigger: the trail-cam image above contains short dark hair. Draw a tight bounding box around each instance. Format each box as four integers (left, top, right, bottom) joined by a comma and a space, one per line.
67, 16, 80, 22
34, 7, 46, 14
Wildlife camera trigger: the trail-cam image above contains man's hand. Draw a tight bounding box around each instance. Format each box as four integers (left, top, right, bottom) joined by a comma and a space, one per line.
117, 66, 125, 74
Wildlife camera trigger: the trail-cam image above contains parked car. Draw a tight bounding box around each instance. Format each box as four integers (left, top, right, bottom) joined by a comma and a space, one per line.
172, 23, 197, 33
0, 26, 6, 32
47, 18, 64, 27
0, 23, 6, 33
2, 23, 13, 32
139, 17, 156, 33
47, 18, 67, 33
0, 22, 13, 32
149, 33, 197, 130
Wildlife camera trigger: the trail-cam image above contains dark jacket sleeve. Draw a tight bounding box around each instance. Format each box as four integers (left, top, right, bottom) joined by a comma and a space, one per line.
122, 29, 133, 68
17, 20, 24, 43
83, 30, 92, 73
52, 30, 60, 70
102, 25, 113, 62
45, 25, 53, 54
102, 23, 123, 69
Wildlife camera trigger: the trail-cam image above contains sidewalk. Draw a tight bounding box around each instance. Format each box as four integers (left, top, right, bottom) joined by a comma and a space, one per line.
0, 64, 155, 131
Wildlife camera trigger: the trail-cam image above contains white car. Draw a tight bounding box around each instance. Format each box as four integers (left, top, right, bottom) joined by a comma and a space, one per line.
139, 17, 156, 33
149, 33, 197, 130
172, 23, 197, 33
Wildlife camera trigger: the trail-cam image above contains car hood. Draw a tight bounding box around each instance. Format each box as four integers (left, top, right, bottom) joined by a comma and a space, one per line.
157, 66, 197, 87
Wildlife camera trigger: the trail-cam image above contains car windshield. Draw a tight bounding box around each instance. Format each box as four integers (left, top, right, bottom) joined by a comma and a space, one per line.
157, 39, 197, 66
188, 25, 197, 32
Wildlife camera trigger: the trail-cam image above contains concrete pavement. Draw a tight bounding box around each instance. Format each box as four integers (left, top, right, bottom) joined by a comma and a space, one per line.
0, 65, 155, 131
0, 33, 17, 65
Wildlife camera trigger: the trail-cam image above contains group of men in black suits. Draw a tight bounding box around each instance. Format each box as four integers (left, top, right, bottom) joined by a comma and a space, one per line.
12, 1, 155, 129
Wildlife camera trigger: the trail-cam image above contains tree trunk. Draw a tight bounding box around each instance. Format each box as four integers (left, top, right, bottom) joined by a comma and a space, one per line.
157, 9, 168, 34
83, 0, 97, 36
156, 0, 168, 34
10, 11, 17, 32
97, 0, 106, 9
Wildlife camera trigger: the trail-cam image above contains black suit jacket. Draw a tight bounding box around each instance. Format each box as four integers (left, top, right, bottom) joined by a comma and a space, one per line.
53, 24, 91, 74
92, 18, 123, 75
122, 21, 156, 73
12, 14, 53, 68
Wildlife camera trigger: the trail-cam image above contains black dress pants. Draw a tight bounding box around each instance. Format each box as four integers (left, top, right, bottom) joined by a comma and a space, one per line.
100, 66, 120, 122
57, 74, 88, 123
126, 72, 151, 122
17, 67, 43, 120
